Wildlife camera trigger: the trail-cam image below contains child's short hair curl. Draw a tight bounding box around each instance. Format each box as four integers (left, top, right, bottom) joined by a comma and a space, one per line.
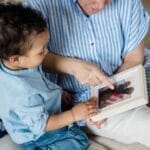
0, 3, 47, 59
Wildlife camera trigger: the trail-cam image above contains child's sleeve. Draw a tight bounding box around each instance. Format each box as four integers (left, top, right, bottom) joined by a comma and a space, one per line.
119, 0, 150, 56
12, 94, 49, 138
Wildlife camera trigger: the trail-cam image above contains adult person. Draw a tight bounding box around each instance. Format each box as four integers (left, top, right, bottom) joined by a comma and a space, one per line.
25, 0, 150, 147
0, 0, 114, 139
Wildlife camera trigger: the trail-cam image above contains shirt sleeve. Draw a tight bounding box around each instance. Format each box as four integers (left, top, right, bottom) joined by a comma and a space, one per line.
13, 94, 49, 137
119, 0, 150, 56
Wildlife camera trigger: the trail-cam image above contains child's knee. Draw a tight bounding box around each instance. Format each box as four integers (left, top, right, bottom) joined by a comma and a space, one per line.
69, 126, 88, 149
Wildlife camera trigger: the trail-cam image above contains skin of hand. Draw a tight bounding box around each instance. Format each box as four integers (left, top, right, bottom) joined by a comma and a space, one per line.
71, 98, 98, 121
77, 0, 112, 15
72, 59, 114, 89
86, 97, 107, 128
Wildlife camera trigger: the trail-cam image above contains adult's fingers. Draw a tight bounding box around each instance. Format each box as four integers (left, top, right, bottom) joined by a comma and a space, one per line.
96, 74, 114, 89
84, 77, 100, 86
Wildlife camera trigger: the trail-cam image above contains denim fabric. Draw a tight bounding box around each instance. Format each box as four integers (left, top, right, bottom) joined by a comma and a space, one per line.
21, 125, 88, 150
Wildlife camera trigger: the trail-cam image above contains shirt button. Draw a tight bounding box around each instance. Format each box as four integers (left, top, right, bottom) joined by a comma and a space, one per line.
91, 42, 95, 46
41, 113, 45, 118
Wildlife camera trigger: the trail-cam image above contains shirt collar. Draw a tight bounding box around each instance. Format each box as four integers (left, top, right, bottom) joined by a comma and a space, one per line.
0, 60, 38, 76
73, 0, 90, 19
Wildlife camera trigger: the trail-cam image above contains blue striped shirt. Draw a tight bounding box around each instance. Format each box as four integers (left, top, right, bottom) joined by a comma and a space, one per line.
26, 0, 150, 102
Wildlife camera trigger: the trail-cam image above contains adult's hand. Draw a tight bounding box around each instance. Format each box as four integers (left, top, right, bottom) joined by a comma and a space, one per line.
73, 59, 114, 89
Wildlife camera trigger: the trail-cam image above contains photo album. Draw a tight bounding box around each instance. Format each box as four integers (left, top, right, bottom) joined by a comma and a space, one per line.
90, 65, 148, 122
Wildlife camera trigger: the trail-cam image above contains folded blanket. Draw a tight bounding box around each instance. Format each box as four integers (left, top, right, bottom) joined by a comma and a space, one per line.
88, 135, 150, 150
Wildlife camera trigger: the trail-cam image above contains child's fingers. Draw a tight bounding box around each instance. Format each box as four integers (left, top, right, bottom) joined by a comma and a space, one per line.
85, 101, 98, 117
89, 107, 98, 114
89, 112, 98, 118
87, 97, 98, 106
86, 118, 95, 125
87, 106, 98, 116
86, 101, 97, 109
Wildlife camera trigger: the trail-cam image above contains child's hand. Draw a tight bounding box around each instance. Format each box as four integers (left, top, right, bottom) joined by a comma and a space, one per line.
71, 98, 98, 121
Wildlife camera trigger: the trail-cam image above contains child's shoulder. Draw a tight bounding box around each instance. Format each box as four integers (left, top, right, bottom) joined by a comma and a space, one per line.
0, 66, 36, 97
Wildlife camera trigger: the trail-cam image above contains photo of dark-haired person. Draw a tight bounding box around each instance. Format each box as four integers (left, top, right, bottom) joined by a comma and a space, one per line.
98, 80, 134, 108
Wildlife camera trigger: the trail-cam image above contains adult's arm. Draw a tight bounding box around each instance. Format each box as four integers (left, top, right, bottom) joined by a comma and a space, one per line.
117, 0, 149, 73
117, 40, 144, 73
43, 52, 114, 89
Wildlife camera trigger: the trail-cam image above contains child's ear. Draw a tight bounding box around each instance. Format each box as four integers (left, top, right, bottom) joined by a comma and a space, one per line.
8, 55, 22, 65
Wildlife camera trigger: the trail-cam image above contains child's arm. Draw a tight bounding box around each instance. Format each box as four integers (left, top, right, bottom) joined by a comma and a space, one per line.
45, 98, 98, 131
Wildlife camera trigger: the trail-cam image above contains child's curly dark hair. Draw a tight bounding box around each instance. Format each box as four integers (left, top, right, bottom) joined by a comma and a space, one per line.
0, 3, 47, 59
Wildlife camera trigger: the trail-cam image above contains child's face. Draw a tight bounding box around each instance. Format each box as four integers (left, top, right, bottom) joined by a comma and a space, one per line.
20, 30, 49, 68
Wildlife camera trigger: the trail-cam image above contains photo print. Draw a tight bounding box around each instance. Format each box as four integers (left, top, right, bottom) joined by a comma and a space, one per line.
98, 80, 134, 108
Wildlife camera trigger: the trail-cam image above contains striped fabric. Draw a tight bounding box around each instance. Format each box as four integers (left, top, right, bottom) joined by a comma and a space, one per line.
144, 49, 150, 96
26, 0, 150, 102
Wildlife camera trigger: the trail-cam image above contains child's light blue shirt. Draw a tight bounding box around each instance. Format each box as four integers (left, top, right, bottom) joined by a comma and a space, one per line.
0, 61, 62, 144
